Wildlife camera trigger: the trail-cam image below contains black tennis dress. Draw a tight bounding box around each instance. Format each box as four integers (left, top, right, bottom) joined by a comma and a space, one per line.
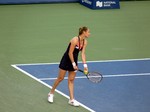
59, 37, 84, 71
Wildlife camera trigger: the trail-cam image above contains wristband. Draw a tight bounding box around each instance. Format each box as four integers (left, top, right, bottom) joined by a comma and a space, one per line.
83, 63, 88, 68
72, 62, 76, 67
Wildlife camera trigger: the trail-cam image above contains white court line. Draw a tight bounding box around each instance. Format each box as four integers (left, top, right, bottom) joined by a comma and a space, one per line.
11, 64, 96, 112
12, 58, 150, 66
39, 72, 150, 81
39, 76, 86, 81
103, 73, 150, 78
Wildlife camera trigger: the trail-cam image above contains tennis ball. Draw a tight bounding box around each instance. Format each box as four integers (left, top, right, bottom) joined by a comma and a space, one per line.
84, 70, 88, 75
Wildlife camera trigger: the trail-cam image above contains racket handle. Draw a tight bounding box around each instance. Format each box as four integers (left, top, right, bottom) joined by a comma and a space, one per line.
78, 69, 84, 73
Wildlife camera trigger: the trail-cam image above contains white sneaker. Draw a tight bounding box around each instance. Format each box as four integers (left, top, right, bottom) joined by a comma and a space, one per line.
68, 99, 80, 107
48, 93, 54, 103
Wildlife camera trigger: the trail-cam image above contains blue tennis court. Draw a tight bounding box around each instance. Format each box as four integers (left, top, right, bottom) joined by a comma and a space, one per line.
12, 58, 150, 112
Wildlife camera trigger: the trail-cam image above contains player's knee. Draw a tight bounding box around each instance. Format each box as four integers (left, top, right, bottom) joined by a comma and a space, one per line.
68, 78, 75, 83
57, 77, 64, 82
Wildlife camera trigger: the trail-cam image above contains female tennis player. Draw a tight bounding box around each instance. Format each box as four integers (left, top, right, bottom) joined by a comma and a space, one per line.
48, 26, 90, 106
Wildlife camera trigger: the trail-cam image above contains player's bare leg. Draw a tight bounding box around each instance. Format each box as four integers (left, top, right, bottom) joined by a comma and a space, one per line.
68, 71, 79, 106
48, 69, 66, 103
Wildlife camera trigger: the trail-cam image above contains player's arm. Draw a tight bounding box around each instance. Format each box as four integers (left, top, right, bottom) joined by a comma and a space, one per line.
68, 37, 78, 70
81, 39, 88, 73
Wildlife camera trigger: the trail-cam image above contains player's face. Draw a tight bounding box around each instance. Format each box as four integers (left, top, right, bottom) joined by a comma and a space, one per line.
84, 29, 90, 38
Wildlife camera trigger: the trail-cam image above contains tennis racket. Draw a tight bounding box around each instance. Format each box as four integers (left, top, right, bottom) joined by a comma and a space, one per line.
78, 69, 103, 83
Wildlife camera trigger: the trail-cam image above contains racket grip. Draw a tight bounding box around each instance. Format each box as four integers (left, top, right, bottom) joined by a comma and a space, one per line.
78, 69, 84, 73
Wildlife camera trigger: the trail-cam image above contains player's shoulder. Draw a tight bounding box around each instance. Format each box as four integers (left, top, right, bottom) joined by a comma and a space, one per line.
70, 36, 78, 43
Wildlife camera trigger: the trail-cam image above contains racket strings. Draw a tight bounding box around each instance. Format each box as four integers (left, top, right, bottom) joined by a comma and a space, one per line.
88, 72, 102, 83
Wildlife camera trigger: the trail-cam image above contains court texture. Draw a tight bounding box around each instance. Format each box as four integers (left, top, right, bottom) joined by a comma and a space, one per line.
0, 1, 150, 112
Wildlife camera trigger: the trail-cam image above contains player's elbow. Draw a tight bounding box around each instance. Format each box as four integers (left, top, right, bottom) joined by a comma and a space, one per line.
68, 52, 73, 58
81, 53, 86, 59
